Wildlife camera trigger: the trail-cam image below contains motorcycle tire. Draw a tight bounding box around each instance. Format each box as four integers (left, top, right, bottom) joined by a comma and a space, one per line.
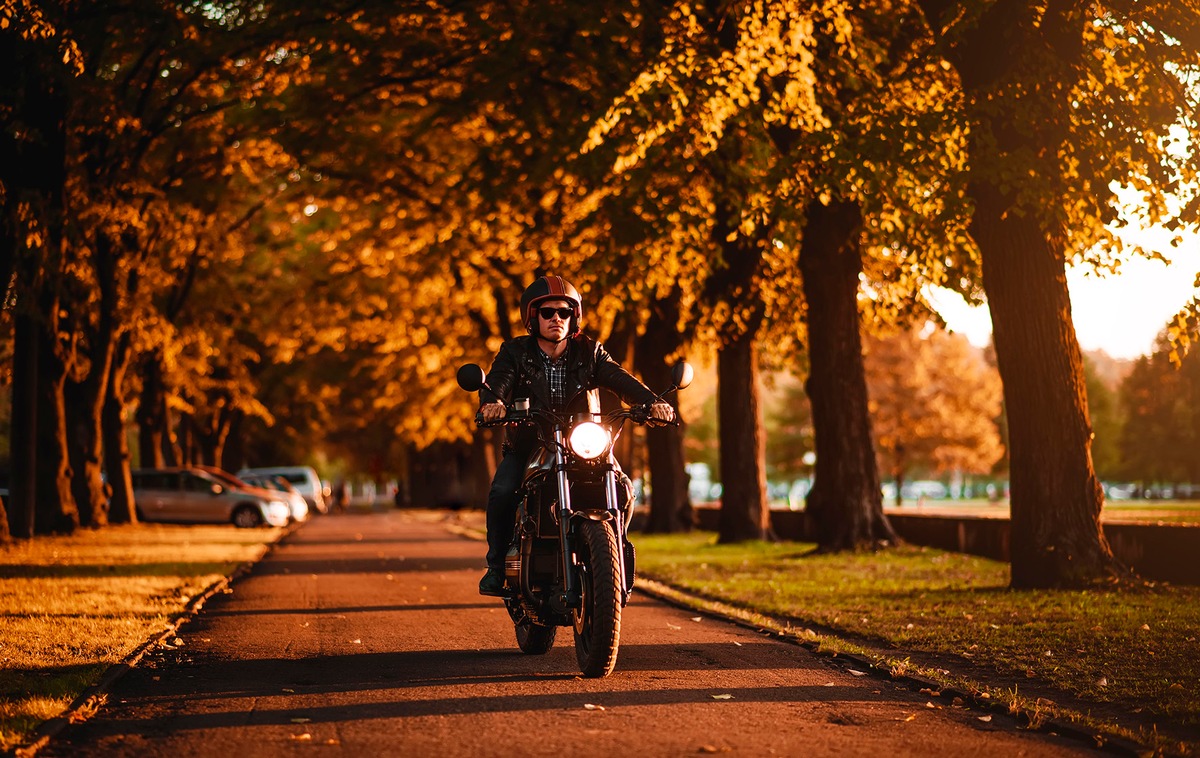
573, 520, 622, 678
515, 618, 557, 654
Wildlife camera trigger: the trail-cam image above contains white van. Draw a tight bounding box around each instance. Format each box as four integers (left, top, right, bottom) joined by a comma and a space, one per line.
238, 465, 328, 514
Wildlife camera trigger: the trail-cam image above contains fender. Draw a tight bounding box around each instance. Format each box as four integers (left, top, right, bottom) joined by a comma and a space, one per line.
570, 510, 613, 523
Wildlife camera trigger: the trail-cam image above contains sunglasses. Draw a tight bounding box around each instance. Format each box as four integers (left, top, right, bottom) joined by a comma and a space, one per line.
538, 307, 574, 320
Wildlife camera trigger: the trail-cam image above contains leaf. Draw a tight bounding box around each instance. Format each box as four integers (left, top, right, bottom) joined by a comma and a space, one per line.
583, 703, 606, 710
667, 622, 682, 630
849, 670, 867, 676
711, 694, 734, 700
691, 617, 702, 622
978, 715, 993, 722
290, 717, 311, 724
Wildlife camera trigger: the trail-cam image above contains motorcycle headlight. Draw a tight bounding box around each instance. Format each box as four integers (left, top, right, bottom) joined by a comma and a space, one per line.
568, 421, 612, 460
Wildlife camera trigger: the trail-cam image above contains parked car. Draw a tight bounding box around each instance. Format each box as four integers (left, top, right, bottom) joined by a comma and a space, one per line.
238, 466, 328, 514
237, 472, 310, 522
131, 467, 291, 528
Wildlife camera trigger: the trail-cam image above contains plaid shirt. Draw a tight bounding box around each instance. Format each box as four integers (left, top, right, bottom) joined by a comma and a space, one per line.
541, 349, 569, 410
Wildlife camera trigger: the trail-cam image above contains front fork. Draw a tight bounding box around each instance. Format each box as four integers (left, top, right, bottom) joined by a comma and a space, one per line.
553, 430, 630, 608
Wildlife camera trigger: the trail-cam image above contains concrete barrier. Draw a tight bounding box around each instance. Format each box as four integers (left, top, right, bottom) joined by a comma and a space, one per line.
689, 506, 1200, 585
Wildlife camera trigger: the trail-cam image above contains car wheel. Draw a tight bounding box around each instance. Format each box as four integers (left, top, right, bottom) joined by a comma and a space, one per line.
232, 505, 263, 528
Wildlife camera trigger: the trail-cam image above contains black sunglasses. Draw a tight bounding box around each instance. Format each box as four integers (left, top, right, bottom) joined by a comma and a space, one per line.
538, 307, 574, 320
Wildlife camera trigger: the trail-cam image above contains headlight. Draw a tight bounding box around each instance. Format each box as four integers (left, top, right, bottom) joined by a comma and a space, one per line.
568, 421, 612, 460
266, 501, 291, 522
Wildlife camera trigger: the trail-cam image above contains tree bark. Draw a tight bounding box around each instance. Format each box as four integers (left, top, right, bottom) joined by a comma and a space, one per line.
635, 294, 693, 533
136, 355, 167, 469
800, 199, 896, 550
104, 336, 137, 523
66, 375, 110, 528
972, 182, 1115, 587
915, 0, 1120, 587
35, 301, 80, 534
716, 327, 770, 542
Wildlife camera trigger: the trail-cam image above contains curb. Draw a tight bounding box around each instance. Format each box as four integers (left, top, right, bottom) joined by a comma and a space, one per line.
10, 521, 301, 758
632, 577, 1152, 758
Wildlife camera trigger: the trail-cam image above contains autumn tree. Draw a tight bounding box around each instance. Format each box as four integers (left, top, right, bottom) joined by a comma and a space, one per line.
863, 323, 1004, 506
914, 0, 1200, 586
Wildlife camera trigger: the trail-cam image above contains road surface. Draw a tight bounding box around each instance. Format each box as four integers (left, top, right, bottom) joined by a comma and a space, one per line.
44, 510, 1097, 757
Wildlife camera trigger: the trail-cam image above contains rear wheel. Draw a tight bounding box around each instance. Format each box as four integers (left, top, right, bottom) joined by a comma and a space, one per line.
573, 520, 622, 677
514, 617, 557, 654
232, 505, 263, 528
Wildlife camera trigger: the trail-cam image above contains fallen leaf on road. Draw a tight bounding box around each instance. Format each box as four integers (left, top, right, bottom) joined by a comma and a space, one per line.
583, 703, 606, 711
711, 694, 734, 700
1096, 678, 1108, 687
919, 688, 941, 697
282, 689, 295, 693
691, 617, 702, 622
699, 746, 721, 754
290, 718, 311, 724
351, 639, 362, 644
925, 702, 939, 709
732, 641, 742, 647
823, 682, 835, 687
978, 715, 993, 722
849, 670, 867, 677
903, 714, 916, 722
667, 623, 681, 630
291, 734, 312, 741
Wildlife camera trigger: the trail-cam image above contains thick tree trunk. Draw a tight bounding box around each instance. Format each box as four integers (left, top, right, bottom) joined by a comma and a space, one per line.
104, 338, 137, 523
137, 355, 167, 469
66, 375, 110, 528
716, 328, 770, 542
800, 200, 895, 550
635, 295, 693, 533
9, 309, 38, 539
221, 410, 246, 472
916, 0, 1120, 587
971, 183, 1116, 587
35, 306, 79, 534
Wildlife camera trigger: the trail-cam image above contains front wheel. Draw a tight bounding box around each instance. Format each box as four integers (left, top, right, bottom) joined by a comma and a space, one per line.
573, 520, 622, 677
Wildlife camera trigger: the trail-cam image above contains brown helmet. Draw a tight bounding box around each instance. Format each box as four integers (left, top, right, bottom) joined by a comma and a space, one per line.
520, 275, 582, 337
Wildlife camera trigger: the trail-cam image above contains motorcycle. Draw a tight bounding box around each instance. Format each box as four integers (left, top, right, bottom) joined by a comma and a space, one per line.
455, 361, 693, 678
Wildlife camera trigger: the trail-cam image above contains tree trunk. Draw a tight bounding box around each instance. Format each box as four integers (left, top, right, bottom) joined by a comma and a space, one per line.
66, 374, 110, 528
716, 328, 770, 542
9, 308, 38, 539
137, 355, 166, 469
800, 199, 895, 550
221, 410, 246, 472
104, 337, 137, 523
971, 182, 1116, 587
35, 303, 79, 534
915, 0, 1120, 587
635, 294, 693, 533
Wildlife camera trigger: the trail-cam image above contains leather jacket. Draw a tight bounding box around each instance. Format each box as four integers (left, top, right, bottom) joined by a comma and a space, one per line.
482, 334, 657, 451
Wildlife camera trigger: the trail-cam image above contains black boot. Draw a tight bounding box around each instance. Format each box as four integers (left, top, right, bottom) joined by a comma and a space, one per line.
478, 567, 506, 596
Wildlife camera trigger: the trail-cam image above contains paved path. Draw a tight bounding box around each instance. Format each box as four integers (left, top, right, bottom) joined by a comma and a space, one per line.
45, 510, 1096, 757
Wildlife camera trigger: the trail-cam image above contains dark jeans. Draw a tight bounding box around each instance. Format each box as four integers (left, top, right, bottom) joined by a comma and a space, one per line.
485, 450, 526, 569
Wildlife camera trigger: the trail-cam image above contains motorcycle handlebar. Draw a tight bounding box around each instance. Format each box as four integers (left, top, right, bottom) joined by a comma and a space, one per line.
474, 405, 678, 428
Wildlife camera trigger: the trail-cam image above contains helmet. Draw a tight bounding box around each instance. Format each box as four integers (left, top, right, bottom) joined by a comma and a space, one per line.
520, 275, 582, 337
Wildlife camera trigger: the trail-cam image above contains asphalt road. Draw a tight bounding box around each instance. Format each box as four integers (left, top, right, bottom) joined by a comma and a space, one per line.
43, 510, 1098, 757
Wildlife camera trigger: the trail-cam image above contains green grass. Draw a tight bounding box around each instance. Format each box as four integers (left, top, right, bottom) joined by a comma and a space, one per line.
0, 523, 282, 752
636, 532, 1200, 751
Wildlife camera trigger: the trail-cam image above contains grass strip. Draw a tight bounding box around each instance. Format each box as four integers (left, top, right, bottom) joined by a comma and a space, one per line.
0, 523, 283, 753
635, 531, 1200, 755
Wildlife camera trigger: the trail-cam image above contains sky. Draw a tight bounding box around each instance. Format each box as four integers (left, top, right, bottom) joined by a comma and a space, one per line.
928, 227, 1200, 361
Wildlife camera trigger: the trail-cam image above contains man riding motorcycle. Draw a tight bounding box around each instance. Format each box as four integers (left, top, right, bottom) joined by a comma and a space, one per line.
476, 275, 675, 595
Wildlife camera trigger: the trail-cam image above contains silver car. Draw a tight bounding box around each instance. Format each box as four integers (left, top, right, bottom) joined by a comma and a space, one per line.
131, 468, 291, 528
236, 472, 310, 523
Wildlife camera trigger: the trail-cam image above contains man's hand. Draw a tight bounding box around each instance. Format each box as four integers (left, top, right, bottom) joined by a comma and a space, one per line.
649, 402, 676, 423
480, 402, 507, 421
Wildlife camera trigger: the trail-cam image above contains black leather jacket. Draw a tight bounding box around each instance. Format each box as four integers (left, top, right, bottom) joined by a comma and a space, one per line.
482, 334, 657, 451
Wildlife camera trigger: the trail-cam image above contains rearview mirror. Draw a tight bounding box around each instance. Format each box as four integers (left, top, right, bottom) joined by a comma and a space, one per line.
210, 484, 224, 496
671, 361, 694, 390
456, 364, 486, 392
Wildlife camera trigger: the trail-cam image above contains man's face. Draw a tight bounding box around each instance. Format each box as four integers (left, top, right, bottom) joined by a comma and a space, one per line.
536, 299, 572, 341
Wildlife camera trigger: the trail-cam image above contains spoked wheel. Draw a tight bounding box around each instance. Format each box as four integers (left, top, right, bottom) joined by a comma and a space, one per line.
572, 520, 622, 678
